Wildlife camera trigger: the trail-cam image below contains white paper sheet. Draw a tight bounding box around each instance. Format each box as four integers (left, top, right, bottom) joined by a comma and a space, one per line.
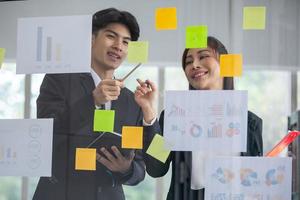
17, 15, 92, 74
164, 90, 248, 152
0, 119, 53, 176
204, 157, 292, 200
191, 151, 239, 190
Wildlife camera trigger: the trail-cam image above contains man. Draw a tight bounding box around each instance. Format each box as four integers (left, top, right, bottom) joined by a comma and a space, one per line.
33, 8, 150, 200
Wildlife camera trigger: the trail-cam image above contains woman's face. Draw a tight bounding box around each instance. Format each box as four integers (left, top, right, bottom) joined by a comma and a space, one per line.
184, 47, 223, 90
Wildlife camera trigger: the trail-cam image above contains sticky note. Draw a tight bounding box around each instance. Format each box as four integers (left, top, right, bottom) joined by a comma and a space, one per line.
155, 7, 177, 30
0, 48, 6, 69
220, 54, 243, 77
75, 148, 96, 171
243, 7, 266, 30
93, 109, 115, 132
186, 26, 207, 48
146, 134, 170, 163
127, 41, 149, 63
122, 126, 143, 149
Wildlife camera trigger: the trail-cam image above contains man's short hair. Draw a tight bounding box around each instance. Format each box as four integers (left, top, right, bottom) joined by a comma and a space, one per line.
92, 8, 140, 41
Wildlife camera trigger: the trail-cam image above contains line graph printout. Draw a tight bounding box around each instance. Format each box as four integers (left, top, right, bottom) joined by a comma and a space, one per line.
17, 15, 92, 74
0, 119, 53, 176
164, 90, 248, 152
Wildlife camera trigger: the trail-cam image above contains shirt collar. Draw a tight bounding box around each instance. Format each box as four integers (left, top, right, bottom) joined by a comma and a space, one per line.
90, 68, 101, 87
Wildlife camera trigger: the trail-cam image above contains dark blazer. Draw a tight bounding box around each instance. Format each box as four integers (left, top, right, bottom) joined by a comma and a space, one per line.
33, 73, 145, 200
143, 110, 263, 200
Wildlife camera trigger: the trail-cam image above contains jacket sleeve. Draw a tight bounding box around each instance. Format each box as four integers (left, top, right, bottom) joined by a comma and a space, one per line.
242, 111, 263, 156
142, 110, 173, 178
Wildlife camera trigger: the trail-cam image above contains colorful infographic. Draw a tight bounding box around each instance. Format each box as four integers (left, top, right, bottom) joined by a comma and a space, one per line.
0, 119, 53, 176
204, 157, 292, 200
16, 15, 92, 74
164, 90, 248, 152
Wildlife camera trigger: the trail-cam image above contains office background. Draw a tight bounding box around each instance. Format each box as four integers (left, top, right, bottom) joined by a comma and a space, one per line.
0, 0, 299, 199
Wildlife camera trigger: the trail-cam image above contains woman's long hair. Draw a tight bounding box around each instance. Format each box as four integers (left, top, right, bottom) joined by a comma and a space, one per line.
181, 36, 234, 90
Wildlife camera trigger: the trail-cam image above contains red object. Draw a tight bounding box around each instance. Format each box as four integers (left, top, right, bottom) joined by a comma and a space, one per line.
266, 131, 300, 157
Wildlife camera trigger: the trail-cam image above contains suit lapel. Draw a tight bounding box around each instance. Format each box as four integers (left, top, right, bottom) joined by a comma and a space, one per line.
79, 73, 95, 130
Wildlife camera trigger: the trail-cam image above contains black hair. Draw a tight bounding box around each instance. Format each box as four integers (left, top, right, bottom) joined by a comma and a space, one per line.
181, 36, 234, 90
92, 8, 140, 41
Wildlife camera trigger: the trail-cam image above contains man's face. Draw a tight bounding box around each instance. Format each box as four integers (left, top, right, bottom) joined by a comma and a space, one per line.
91, 23, 131, 71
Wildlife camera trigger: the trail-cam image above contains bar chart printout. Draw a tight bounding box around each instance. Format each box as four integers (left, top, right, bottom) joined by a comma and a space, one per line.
17, 15, 92, 74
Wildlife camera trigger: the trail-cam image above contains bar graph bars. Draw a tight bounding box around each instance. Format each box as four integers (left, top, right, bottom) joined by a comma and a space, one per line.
36, 26, 61, 62
0, 146, 17, 161
36, 26, 43, 61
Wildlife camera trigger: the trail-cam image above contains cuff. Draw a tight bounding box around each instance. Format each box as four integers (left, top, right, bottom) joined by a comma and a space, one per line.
143, 117, 157, 126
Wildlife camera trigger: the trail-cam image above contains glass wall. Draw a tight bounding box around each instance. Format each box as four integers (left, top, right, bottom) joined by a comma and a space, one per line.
0, 63, 25, 200
0, 64, 296, 199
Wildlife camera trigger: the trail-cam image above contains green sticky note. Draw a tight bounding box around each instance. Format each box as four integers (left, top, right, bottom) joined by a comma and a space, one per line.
93, 109, 115, 132
243, 7, 266, 30
0, 48, 6, 69
146, 134, 170, 163
186, 26, 207, 48
127, 41, 149, 63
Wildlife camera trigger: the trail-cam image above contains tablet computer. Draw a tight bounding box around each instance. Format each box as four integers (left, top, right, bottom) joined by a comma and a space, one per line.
90, 132, 133, 158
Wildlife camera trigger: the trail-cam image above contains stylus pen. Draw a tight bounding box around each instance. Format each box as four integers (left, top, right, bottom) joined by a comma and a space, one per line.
120, 63, 142, 82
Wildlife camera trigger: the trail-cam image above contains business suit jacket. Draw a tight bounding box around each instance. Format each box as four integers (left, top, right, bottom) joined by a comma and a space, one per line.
143, 110, 263, 200
33, 73, 145, 200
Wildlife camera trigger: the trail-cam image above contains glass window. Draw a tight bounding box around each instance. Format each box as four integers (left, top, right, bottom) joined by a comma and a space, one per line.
236, 70, 291, 153
116, 65, 158, 200
0, 63, 25, 200
29, 67, 158, 199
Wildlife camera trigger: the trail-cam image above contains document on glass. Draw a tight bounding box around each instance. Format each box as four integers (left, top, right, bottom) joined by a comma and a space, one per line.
17, 15, 92, 74
164, 90, 248, 152
0, 119, 53, 176
204, 156, 292, 200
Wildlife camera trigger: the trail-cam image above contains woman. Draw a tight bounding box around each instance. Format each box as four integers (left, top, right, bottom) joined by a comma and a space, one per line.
134, 36, 263, 200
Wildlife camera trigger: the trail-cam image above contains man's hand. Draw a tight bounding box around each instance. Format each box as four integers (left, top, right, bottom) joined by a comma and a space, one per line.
93, 79, 124, 106
96, 146, 135, 174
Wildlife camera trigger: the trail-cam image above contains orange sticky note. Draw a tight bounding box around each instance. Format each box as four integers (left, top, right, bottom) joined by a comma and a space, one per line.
155, 7, 177, 30
220, 54, 243, 77
122, 126, 143, 149
243, 7, 266, 30
75, 148, 96, 171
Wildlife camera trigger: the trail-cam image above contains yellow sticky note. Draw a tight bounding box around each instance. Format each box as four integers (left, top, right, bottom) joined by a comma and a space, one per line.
155, 7, 177, 30
220, 54, 243, 77
93, 109, 115, 132
127, 41, 149, 63
122, 126, 143, 149
186, 26, 207, 48
75, 148, 96, 171
146, 134, 170, 163
0, 48, 6, 69
243, 7, 266, 30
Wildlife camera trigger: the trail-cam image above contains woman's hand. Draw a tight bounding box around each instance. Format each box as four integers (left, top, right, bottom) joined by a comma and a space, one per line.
134, 79, 157, 124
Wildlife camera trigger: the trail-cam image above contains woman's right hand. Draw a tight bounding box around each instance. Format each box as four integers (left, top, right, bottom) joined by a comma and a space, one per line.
134, 79, 157, 124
